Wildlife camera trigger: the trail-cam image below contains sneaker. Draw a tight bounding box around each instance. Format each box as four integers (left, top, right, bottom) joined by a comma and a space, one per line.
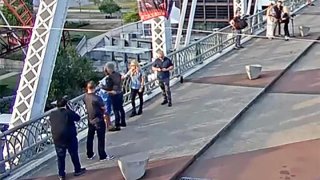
108, 126, 121, 132
87, 153, 96, 160
120, 123, 126, 127
58, 176, 65, 180
168, 102, 172, 107
74, 168, 86, 176
100, 155, 115, 161
161, 100, 168, 105
137, 110, 143, 115
130, 112, 136, 117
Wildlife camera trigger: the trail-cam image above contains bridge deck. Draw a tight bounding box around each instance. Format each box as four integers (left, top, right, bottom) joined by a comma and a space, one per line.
23, 3, 320, 180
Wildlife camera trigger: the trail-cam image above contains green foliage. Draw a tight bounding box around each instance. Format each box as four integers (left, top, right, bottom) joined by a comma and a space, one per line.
123, 9, 140, 23
2, 0, 33, 26
47, 47, 101, 106
98, 0, 121, 15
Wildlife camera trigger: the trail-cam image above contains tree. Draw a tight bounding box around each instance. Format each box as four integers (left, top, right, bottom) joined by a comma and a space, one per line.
98, 0, 121, 16
47, 47, 102, 108
123, 9, 140, 23
2, 0, 33, 26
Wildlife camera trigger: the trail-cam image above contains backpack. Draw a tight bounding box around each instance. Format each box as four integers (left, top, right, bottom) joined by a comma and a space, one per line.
238, 18, 248, 29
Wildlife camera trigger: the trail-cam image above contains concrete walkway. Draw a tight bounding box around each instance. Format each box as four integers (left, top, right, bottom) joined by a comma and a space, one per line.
23, 3, 320, 180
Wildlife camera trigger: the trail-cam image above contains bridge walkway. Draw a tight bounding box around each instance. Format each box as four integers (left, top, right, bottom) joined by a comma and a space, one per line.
22, 3, 320, 180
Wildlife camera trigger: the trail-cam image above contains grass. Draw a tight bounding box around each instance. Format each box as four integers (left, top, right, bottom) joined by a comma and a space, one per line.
0, 74, 20, 97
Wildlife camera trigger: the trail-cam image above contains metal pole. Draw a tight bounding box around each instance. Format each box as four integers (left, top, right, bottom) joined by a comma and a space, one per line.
184, 0, 197, 46
175, 0, 188, 49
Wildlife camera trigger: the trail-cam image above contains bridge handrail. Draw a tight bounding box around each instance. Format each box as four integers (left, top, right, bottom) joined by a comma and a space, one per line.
0, 0, 306, 178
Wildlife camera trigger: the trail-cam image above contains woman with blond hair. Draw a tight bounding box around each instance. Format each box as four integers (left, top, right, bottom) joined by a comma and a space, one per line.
281, 6, 290, 41
266, 1, 277, 39
123, 60, 145, 117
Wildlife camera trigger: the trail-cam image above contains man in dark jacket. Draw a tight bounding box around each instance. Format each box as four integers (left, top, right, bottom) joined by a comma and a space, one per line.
49, 97, 86, 180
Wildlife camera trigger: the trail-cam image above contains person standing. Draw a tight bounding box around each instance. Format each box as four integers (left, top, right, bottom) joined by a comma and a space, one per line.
281, 6, 290, 41
274, 0, 283, 36
229, 10, 244, 49
49, 97, 86, 180
123, 60, 145, 117
152, 50, 174, 107
266, 1, 277, 39
83, 81, 114, 160
103, 62, 126, 129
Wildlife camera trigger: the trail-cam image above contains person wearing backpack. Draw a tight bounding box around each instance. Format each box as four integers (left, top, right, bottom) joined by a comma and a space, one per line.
230, 10, 244, 49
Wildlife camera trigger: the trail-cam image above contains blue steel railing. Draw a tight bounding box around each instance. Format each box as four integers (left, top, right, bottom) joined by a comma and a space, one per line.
0, 0, 307, 178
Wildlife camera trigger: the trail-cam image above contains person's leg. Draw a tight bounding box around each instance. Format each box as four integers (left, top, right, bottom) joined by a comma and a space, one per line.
159, 80, 167, 104
130, 89, 138, 116
55, 145, 67, 177
118, 93, 126, 126
96, 122, 107, 160
278, 21, 281, 35
86, 124, 95, 158
235, 30, 242, 47
137, 88, 144, 115
67, 137, 82, 173
111, 95, 121, 128
284, 22, 290, 39
163, 78, 172, 106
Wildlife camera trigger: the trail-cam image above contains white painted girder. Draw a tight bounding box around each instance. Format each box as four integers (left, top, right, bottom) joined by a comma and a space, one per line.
10, 0, 69, 127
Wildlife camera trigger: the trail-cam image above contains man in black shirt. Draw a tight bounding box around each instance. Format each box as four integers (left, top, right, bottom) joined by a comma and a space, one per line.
49, 97, 86, 180
274, 0, 283, 36
152, 50, 174, 107
83, 81, 113, 161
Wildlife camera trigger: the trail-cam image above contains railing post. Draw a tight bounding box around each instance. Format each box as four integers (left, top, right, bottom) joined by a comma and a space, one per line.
218, 33, 223, 53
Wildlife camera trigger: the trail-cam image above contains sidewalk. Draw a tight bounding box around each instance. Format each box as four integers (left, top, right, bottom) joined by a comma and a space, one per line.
24, 3, 319, 179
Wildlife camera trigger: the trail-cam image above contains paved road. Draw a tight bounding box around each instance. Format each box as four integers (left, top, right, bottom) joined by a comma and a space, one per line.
22, 3, 320, 180
182, 2, 320, 180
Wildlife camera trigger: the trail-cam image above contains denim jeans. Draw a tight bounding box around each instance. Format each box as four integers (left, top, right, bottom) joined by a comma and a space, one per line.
110, 93, 126, 127
235, 30, 242, 47
55, 137, 81, 177
159, 78, 171, 102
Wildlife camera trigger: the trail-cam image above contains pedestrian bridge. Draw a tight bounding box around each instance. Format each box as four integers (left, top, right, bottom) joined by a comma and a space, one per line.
1, 0, 320, 179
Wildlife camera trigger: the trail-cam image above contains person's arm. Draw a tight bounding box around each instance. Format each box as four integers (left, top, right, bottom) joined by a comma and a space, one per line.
140, 70, 145, 92
161, 59, 174, 72
122, 69, 131, 79
97, 96, 107, 114
68, 110, 81, 122
152, 60, 161, 72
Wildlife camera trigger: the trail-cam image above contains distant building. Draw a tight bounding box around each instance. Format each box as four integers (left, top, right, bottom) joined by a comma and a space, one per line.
178, 0, 271, 31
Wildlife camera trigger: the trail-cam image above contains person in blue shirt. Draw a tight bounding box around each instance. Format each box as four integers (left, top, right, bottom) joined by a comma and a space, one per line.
98, 77, 118, 131
123, 60, 145, 117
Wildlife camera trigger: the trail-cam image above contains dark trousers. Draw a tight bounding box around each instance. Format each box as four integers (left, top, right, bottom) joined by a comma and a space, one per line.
131, 88, 144, 113
86, 122, 107, 159
284, 22, 290, 36
55, 137, 81, 177
275, 21, 281, 35
235, 30, 241, 47
110, 93, 126, 127
159, 78, 171, 102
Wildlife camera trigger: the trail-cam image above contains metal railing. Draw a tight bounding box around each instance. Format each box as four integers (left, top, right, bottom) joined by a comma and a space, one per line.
0, 0, 306, 178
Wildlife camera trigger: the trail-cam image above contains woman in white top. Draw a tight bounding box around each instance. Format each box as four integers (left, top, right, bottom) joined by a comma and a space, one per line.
123, 60, 145, 117
266, 1, 277, 39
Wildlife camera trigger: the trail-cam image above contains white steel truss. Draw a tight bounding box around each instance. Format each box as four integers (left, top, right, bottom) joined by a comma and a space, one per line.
151, 16, 172, 56
184, 0, 197, 46
234, 0, 247, 15
10, 0, 69, 127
